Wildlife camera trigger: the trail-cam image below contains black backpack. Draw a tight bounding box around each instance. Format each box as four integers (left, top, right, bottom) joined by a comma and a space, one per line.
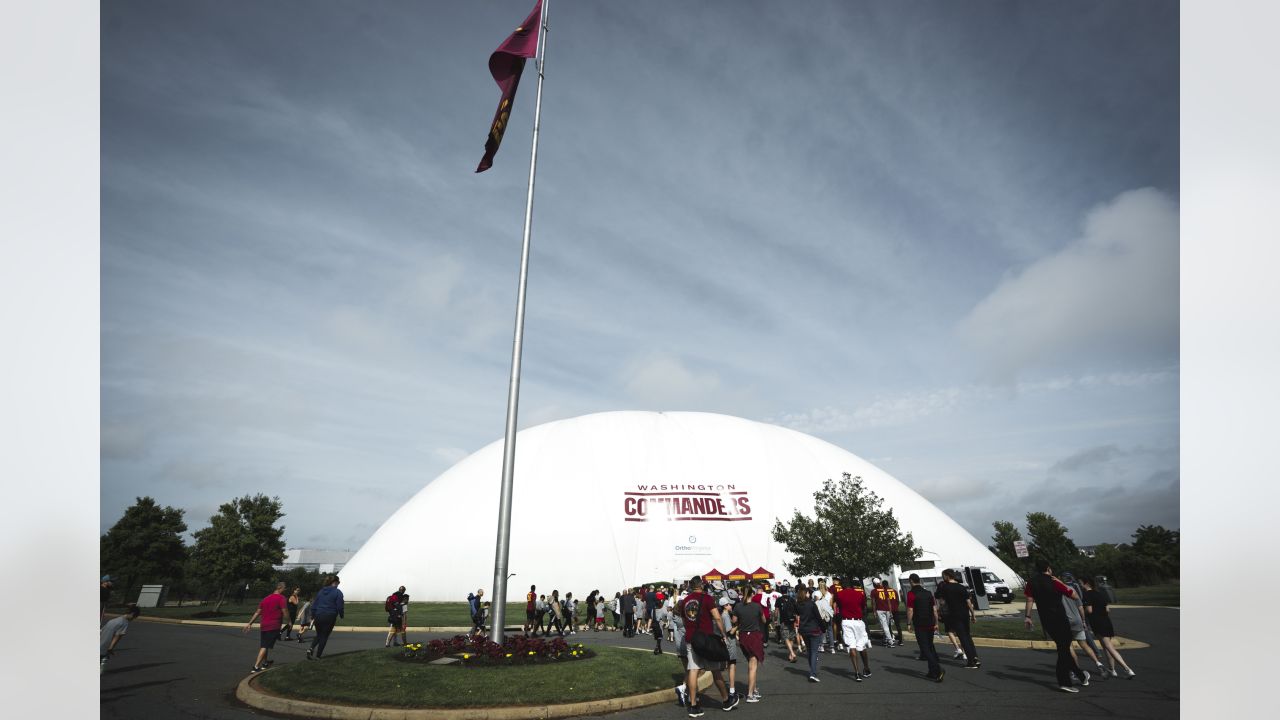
777, 594, 796, 622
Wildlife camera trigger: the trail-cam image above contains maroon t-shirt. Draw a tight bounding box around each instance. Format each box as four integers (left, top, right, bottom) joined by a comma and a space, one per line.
679, 591, 716, 642
833, 587, 866, 620
259, 593, 288, 630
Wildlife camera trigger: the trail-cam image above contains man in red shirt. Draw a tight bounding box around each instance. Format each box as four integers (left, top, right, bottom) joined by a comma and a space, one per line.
831, 577, 872, 681
244, 582, 289, 673
679, 575, 734, 716
525, 584, 537, 636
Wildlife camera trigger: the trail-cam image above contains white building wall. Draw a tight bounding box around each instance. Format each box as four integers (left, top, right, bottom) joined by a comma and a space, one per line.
339, 411, 1021, 601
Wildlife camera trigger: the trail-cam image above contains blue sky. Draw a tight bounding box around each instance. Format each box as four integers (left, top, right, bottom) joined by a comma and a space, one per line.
101, 0, 1179, 551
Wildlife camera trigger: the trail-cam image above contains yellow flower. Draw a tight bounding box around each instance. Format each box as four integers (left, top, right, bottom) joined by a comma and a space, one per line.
505, 653, 512, 658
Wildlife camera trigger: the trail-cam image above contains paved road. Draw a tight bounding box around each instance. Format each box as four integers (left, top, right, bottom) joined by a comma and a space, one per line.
101, 608, 1178, 719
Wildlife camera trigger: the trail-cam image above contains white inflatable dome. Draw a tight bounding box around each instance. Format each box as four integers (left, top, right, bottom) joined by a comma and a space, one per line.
339, 411, 1019, 601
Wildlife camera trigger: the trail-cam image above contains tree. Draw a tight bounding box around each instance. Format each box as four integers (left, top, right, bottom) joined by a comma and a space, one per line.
1131, 524, 1179, 577
772, 473, 921, 580
100, 497, 188, 603
1025, 511, 1079, 572
188, 494, 287, 611
988, 520, 1024, 571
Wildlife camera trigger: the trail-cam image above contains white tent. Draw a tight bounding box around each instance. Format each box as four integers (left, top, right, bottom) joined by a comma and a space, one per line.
339, 411, 1019, 601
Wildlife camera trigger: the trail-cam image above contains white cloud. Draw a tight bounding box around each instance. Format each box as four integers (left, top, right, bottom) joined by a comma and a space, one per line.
777, 386, 966, 434
958, 188, 1179, 379
622, 353, 722, 409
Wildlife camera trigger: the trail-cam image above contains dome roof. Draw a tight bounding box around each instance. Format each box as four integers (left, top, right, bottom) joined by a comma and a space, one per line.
339, 411, 1020, 601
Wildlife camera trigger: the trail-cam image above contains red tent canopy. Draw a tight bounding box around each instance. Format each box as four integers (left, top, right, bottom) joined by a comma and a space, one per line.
749, 567, 775, 580
703, 568, 725, 581
726, 567, 749, 581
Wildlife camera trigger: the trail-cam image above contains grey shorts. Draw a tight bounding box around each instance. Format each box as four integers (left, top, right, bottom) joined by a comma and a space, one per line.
780, 624, 797, 641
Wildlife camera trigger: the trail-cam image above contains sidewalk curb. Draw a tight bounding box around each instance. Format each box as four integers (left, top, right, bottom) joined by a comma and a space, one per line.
236, 660, 713, 720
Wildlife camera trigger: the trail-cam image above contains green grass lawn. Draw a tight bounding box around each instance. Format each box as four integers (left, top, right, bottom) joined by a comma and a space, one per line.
1108, 583, 1178, 607
255, 645, 680, 708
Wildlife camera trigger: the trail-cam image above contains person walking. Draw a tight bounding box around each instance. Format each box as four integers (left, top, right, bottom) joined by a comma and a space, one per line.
794, 585, 826, 683
620, 587, 636, 637
828, 577, 845, 651
281, 587, 301, 640
610, 591, 621, 631
716, 593, 742, 704
525, 584, 538, 636
936, 569, 980, 669
385, 586, 408, 647
565, 592, 578, 635
547, 590, 565, 636
100, 576, 114, 625
536, 593, 550, 635
468, 588, 486, 636
244, 582, 289, 673
731, 586, 766, 702
886, 581, 905, 646
905, 574, 944, 682
814, 578, 834, 652
294, 594, 314, 643
308, 575, 345, 660
1061, 572, 1106, 676
678, 575, 734, 716
1023, 559, 1091, 692
872, 579, 896, 648
831, 577, 872, 681
100, 603, 140, 673
1081, 576, 1136, 679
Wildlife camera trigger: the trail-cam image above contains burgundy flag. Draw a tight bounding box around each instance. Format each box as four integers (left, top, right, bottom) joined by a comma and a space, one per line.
476, 0, 543, 173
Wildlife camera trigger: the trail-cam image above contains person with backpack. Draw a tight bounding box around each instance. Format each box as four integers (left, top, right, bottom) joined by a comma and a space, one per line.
906, 573, 944, 682
385, 586, 407, 647
678, 575, 735, 716
547, 589, 565, 636
776, 589, 799, 662
467, 588, 486, 636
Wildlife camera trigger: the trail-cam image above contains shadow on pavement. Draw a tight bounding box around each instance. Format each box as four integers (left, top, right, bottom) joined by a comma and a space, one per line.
101, 678, 183, 697
103, 662, 176, 675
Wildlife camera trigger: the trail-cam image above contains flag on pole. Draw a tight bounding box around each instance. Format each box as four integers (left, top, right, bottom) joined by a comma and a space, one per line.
476, 0, 543, 173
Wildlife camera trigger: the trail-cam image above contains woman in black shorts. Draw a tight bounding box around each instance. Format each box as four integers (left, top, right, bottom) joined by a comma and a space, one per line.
1080, 577, 1136, 679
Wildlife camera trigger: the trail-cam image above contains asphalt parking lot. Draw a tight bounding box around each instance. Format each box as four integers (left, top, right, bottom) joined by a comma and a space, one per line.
100, 607, 1178, 719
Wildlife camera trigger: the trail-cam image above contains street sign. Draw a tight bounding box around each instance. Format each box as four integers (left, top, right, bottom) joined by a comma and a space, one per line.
1013, 540, 1029, 558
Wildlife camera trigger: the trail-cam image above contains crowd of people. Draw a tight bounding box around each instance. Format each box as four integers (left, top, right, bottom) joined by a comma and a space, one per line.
99, 561, 1138, 703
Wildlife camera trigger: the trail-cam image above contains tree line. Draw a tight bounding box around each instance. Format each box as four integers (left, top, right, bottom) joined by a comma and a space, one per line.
988, 513, 1178, 586
100, 494, 329, 611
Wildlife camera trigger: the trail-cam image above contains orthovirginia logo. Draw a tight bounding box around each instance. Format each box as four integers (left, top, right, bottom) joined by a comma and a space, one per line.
623, 484, 752, 522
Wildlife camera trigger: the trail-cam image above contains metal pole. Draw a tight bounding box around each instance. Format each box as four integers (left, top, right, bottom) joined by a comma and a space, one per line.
490, 0, 549, 645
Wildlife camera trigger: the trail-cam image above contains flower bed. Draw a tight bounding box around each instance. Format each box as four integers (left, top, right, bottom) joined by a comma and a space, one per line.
397, 634, 594, 666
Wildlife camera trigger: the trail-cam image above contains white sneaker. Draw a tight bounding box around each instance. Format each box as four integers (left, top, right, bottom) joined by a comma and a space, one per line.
1059, 685, 1080, 693
1080, 670, 1091, 687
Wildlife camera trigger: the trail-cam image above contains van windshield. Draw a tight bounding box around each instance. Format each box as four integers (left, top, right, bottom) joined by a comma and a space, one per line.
982, 572, 1001, 583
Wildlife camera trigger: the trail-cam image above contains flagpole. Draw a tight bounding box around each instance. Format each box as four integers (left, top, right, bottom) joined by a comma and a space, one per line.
490, 0, 548, 645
